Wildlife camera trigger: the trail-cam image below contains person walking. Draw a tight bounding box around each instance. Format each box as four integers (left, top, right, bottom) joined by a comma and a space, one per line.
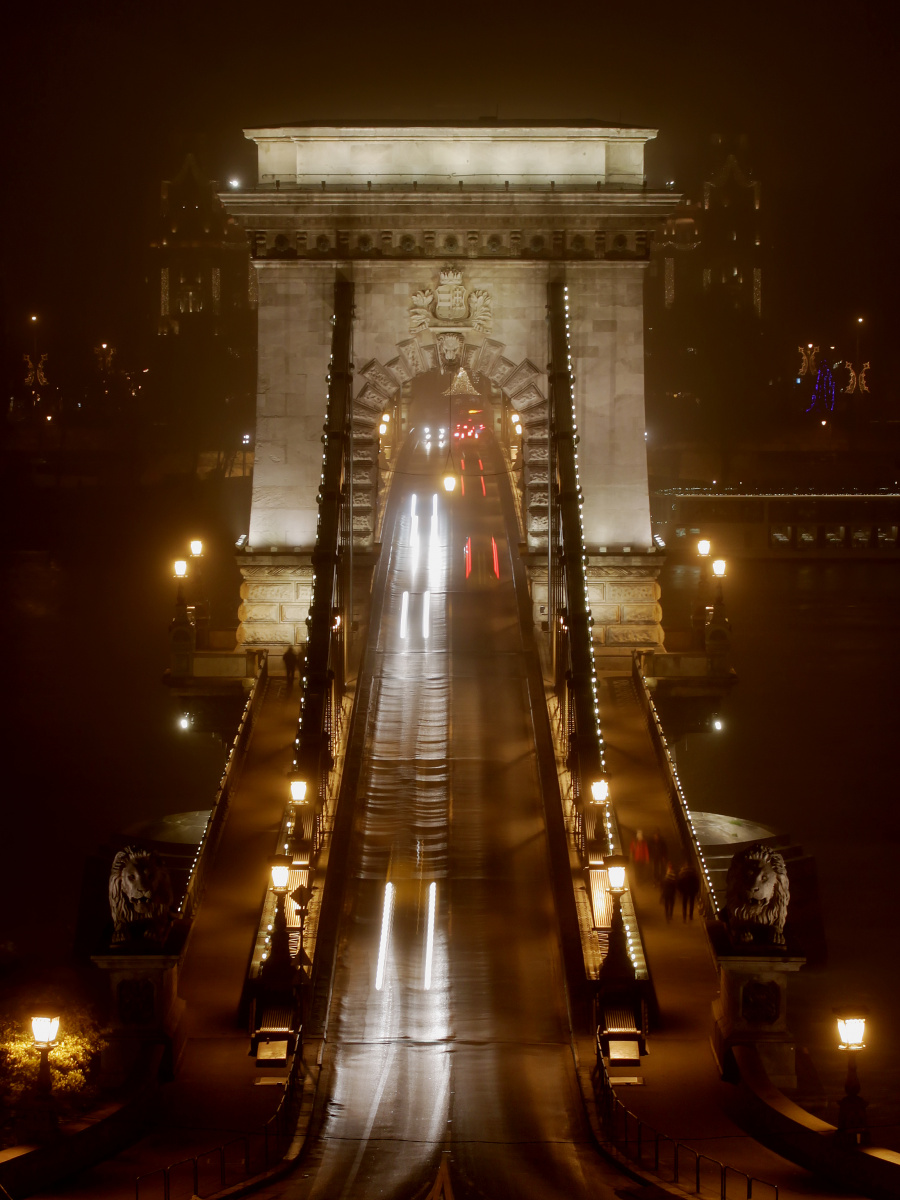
283, 644, 298, 691
660, 863, 677, 922
677, 862, 700, 922
649, 828, 668, 884
629, 830, 650, 883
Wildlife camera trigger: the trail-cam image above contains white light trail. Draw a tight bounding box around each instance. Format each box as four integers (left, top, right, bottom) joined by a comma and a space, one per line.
400, 590, 409, 638
424, 881, 436, 990
375, 881, 395, 991
411, 493, 417, 517
432, 493, 438, 518
409, 512, 418, 548
422, 590, 430, 639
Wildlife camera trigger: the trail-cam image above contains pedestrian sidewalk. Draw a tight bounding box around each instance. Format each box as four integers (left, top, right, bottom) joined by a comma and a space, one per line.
589, 664, 867, 1200
33, 678, 301, 1199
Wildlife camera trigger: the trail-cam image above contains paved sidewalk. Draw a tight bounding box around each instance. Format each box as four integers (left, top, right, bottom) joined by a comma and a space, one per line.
33, 679, 301, 1199
592, 664, 866, 1200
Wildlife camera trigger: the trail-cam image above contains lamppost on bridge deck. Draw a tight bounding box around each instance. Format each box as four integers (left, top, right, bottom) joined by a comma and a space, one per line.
834, 1006, 869, 1146
599, 854, 634, 987
262, 857, 294, 986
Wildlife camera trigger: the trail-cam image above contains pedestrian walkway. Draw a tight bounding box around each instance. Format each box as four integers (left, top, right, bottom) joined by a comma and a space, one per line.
587, 661, 867, 1200
33, 679, 301, 1199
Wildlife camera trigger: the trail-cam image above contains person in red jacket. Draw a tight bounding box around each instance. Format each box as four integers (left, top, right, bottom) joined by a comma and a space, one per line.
629, 829, 650, 882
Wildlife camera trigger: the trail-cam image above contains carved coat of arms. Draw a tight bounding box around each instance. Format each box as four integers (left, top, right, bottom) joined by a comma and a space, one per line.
410, 267, 492, 334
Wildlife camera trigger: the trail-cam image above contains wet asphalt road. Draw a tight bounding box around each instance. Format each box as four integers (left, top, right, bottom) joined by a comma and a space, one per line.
258, 426, 625, 1198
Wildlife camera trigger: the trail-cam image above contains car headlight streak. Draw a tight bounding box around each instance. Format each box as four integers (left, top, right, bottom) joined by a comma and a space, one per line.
375, 881, 395, 991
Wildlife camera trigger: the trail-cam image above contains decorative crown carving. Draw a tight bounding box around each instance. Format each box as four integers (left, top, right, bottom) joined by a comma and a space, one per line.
409, 266, 492, 334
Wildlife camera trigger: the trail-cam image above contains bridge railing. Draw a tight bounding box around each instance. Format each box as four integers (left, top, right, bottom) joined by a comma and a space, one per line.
134, 1049, 306, 1200
630, 652, 720, 921
593, 1051, 779, 1200
177, 651, 269, 926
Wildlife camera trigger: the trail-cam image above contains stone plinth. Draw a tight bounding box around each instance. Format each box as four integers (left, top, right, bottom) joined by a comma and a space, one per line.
712, 952, 806, 1089
236, 552, 313, 664
586, 552, 663, 649
91, 954, 185, 1087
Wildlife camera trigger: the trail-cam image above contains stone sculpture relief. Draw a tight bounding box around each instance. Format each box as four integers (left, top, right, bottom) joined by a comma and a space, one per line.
109, 845, 175, 949
725, 843, 790, 948
409, 267, 492, 333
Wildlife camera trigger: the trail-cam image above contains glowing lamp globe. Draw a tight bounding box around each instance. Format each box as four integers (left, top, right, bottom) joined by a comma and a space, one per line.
443, 473, 457, 493
510, 412, 518, 423
591, 778, 610, 804
270, 864, 289, 891
712, 559, 726, 578
190, 539, 203, 557
32, 1016, 59, 1046
607, 865, 626, 892
379, 423, 387, 435
697, 539, 711, 558
174, 560, 188, 578
290, 779, 308, 803
381, 412, 390, 423
835, 1007, 867, 1050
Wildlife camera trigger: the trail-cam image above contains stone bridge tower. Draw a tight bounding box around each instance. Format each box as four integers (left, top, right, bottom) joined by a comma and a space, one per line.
225, 123, 671, 659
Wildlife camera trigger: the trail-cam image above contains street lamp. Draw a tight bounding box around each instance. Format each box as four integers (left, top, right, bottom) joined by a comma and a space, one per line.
834, 1006, 869, 1145
174, 560, 188, 579
591, 777, 610, 804
697, 539, 711, 558
289, 778, 308, 804
189, 539, 203, 557
604, 854, 628, 896
443, 471, 457, 493
712, 557, 726, 600
31, 1016, 59, 1095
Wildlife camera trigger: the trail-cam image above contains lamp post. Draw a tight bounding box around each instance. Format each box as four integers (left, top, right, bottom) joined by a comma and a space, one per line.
834, 1006, 869, 1146
291, 883, 313, 965
692, 539, 712, 648
712, 557, 726, 603
591, 777, 610, 805
188, 540, 209, 649
31, 1016, 59, 1096
263, 858, 293, 984
599, 854, 634, 986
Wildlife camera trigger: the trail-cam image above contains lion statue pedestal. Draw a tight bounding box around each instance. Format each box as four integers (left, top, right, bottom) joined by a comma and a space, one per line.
90, 952, 186, 1087
90, 846, 185, 1087
712, 954, 805, 1089
711, 842, 804, 1089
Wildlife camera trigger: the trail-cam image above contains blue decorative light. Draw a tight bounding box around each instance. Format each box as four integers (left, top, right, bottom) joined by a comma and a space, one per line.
806, 361, 835, 414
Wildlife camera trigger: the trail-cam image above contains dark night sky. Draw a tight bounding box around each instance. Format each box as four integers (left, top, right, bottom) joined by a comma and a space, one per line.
2, 0, 898, 376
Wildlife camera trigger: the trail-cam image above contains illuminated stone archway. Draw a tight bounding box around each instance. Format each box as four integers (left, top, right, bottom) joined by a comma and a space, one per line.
351, 328, 549, 551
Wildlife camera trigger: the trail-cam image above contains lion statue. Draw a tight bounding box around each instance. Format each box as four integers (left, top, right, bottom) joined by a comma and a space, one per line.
725, 843, 790, 947
109, 845, 174, 948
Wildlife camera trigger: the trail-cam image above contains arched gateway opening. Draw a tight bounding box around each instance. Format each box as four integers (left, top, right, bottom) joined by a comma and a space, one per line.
350, 328, 549, 553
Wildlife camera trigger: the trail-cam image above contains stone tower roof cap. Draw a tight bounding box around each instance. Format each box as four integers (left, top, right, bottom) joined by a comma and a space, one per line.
243, 123, 657, 188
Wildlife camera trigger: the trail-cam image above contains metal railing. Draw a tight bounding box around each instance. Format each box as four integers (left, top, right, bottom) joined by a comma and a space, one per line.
178, 652, 269, 924
593, 1053, 778, 1200
135, 1050, 305, 1200
630, 653, 719, 920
